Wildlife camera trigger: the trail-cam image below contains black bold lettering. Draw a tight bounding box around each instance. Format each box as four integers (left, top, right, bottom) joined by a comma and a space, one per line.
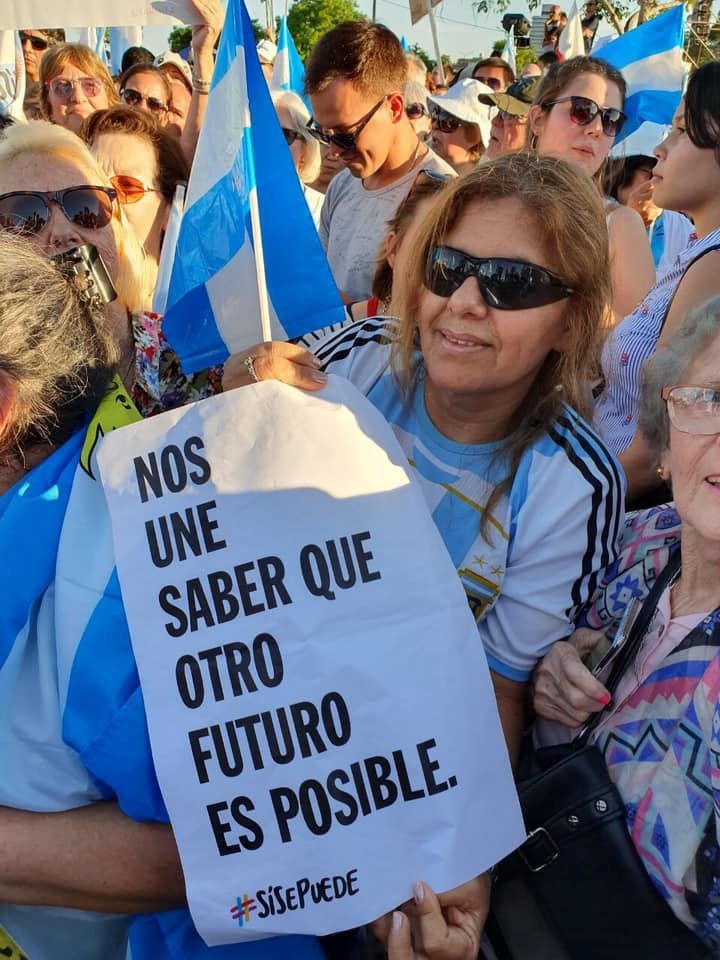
187, 578, 216, 632
198, 646, 225, 701
188, 727, 212, 782
169, 508, 202, 561
197, 500, 226, 553
229, 795, 264, 850
206, 801, 241, 855
145, 515, 173, 567
257, 556, 292, 609
208, 572, 240, 625
289, 701, 325, 757
253, 633, 284, 687
134, 451, 163, 503
299, 544, 335, 600
325, 537, 357, 590
223, 641, 257, 696
210, 721, 245, 777
184, 436, 212, 486
417, 738, 449, 795
299, 779, 332, 835
327, 768, 359, 826
353, 531, 381, 583
160, 444, 188, 493
270, 786, 300, 842
160, 585, 188, 638
321, 692, 351, 746
176, 654, 204, 707
393, 749, 426, 801
233, 562, 265, 615
364, 755, 398, 809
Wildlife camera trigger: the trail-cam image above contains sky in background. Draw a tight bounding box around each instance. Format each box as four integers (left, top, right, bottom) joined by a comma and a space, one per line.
142, 0, 619, 64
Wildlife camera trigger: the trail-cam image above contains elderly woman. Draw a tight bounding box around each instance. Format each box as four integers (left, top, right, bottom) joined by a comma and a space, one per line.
271, 89, 324, 226
0, 122, 219, 417
39, 42, 119, 133
528, 56, 656, 322
533, 295, 720, 953
224, 151, 625, 766
426, 78, 493, 174
0, 233, 328, 960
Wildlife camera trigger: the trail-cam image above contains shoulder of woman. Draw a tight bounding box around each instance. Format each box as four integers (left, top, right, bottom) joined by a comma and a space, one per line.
606, 202, 647, 239
661, 247, 720, 343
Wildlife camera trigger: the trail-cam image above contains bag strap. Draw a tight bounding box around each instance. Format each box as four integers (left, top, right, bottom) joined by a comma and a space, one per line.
575, 548, 681, 746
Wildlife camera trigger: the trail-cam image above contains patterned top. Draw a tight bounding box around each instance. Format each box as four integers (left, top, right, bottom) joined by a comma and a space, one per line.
581, 506, 720, 950
300, 316, 624, 681
594, 227, 720, 455
131, 312, 223, 418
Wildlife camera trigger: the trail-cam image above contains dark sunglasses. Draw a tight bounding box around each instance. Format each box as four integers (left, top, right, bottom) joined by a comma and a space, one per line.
474, 75, 502, 91
306, 96, 387, 152
20, 32, 49, 51
110, 175, 159, 204
406, 102, 428, 120
281, 127, 299, 146
0, 186, 116, 234
429, 107, 468, 134
543, 95, 626, 138
425, 245, 574, 310
121, 87, 168, 114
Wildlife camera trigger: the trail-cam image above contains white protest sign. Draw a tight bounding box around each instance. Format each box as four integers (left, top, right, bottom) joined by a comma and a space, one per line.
98, 376, 524, 945
0, 0, 197, 31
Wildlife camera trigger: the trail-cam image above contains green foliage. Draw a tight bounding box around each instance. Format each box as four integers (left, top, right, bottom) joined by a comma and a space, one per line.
409, 42, 433, 70
168, 25, 192, 52
492, 39, 504, 54
286, 0, 366, 60
515, 46, 537, 71
251, 18, 266, 43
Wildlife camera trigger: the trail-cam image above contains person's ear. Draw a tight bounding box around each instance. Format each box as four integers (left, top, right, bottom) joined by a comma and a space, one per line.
528, 104, 545, 144
384, 229, 399, 269
388, 91, 405, 123
0, 370, 17, 444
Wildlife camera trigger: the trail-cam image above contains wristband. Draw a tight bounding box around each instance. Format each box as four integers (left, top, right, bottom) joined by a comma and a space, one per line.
193, 78, 211, 94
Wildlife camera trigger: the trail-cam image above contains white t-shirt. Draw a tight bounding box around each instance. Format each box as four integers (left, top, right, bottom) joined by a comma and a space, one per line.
301, 316, 625, 680
319, 149, 454, 301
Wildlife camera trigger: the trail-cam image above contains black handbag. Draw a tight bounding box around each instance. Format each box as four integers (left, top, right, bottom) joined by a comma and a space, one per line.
487, 551, 712, 960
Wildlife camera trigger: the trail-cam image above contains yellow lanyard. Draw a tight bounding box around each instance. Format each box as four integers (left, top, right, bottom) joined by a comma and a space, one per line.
0, 924, 29, 959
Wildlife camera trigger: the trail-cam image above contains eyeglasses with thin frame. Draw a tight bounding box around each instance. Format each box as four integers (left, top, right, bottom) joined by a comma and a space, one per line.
110, 175, 160, 205
542, 95, 626, 138
20, 32, 49, 51
281, 127, 299, 146
406, 102, 428, 120
474, 75, 503, 91
429, 107, 469, 134
0, 186, 116, 234
120, 87, 168, 114
661, 385, 720, 436
47, 76, 104, 101
425, 245, 574, 310
306, 95, 388, 152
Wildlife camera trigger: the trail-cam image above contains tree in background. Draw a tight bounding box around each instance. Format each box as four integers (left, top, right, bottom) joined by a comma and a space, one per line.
168, 17, 264, 52
286, 0, 365, 59
491, 40, 537, 72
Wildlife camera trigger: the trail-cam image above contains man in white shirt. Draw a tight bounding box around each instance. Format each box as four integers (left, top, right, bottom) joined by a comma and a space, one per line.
305, 22, 453, 302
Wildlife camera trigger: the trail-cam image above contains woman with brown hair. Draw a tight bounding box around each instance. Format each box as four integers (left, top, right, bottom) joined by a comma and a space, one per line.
39, 42, 119, 133
224, 151, 625, 766
528, 56, 656, 321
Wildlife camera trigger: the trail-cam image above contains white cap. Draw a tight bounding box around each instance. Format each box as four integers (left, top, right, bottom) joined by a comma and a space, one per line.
256, 39, 277, 64
427, 78, 495, 148
155, 50, 193, 92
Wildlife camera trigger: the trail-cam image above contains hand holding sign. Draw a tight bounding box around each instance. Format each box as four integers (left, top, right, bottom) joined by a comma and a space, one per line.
98, 376, 523, 944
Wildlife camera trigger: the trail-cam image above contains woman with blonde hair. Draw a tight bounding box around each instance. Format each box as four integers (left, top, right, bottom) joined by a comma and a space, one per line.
528, 56, 656, 322
0, 122, 219, 416
39, 42, 119, 133
271, 89, 324, 226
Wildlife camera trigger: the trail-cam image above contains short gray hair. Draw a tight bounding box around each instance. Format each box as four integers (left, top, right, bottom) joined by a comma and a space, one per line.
639, 294, 720, 462
270, 89, 321, 184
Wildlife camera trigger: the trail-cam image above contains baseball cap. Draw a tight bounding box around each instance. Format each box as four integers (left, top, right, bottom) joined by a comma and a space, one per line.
427, 78, 494, 147
477, 75, 542, 117
155, 50, 193, 92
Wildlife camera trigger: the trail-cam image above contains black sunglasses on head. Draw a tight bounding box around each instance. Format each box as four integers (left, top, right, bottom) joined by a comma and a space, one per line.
0, 186, 116, 235
306, 96, 387, 152
543, 95, 626, 138
425, 245, 574, 310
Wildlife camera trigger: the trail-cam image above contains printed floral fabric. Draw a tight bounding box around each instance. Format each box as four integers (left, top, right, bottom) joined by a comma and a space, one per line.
131, 312, 223, 418
581, 505, 720, 951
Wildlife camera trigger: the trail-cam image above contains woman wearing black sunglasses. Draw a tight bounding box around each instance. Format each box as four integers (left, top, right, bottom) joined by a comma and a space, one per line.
224, 151, 624, 772
0, 122, 220, 418
528, 56, 657, 324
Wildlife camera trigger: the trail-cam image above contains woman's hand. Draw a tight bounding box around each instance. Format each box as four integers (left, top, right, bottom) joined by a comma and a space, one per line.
222, 342, 327, 391
532, 629, 611, 727
189, 0, 224, 62
373, 876, 490, 960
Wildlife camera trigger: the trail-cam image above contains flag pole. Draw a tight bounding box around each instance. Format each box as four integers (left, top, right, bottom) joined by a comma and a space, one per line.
427, 2, 443, 79
247, 187, 274, 343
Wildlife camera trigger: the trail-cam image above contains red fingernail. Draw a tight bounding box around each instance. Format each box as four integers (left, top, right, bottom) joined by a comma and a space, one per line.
598, 693, 611, 705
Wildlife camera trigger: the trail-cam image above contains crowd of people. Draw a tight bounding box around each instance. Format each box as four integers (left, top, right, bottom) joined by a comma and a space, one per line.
2, 10, 720, 960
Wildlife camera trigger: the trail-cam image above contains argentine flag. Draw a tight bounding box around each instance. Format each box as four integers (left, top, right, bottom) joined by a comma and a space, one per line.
163, 0, 344, 375
595, 4, 686, 147
271, 17, 307, 105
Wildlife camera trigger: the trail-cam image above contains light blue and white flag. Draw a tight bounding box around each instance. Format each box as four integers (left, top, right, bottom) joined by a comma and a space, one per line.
594, 4, 686, 147
500, 31, 516, 75
559, 1, 585, 59
271, 16, 306, 103
164, 0, 343, 375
